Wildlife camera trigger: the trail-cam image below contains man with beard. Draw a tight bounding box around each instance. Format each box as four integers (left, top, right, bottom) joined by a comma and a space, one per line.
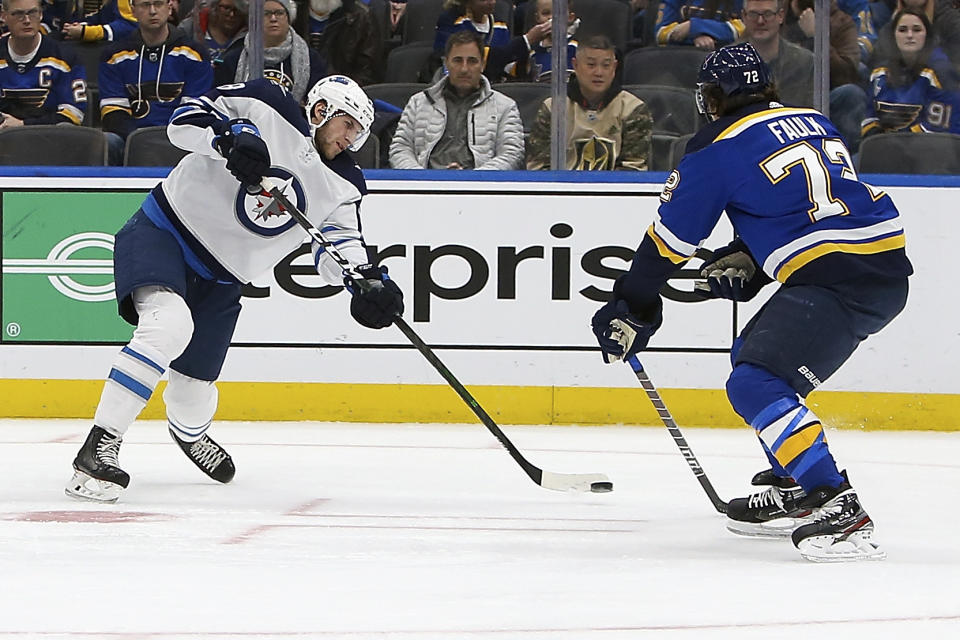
295, 0, 383, 86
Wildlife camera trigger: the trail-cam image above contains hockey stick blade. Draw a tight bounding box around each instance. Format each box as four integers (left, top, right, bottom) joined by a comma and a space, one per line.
262, 181, 613, 494
626, 355, 728, 513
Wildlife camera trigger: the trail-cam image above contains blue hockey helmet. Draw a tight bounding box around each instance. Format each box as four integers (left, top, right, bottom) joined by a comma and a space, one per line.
695, 42, 772, 120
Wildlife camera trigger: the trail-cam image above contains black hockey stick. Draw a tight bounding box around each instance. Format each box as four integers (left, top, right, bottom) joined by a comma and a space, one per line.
258, 180, 613, 493
626, 355, 728, 513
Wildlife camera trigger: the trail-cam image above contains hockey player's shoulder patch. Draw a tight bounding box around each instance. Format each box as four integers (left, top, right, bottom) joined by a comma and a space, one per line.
323, 151, 368, 197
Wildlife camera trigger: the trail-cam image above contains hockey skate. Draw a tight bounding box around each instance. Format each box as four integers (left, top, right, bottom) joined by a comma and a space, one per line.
65, 426, 130, 503
791, 480, 885, 562
169, 427, 235, 483
726, 469, 814, 538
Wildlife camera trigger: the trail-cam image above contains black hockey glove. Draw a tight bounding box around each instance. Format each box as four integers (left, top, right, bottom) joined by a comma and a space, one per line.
345, 264, 404, 329
213, 119, 271, 190
694, 239, 771, 302
591, 297, 662, 364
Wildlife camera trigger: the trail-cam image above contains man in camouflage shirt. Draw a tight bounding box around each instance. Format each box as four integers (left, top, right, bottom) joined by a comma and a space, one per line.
526, 34, 652, 170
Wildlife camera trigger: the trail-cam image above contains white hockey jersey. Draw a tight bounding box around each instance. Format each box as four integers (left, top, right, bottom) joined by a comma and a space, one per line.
140, 79, 369, 285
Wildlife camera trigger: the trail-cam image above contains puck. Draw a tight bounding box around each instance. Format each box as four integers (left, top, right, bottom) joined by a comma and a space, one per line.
590, 481, 613, 493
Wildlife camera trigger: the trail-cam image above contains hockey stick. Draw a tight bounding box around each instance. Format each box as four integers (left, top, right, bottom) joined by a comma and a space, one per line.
257, 180, 613, 494
626, 355, 728, 513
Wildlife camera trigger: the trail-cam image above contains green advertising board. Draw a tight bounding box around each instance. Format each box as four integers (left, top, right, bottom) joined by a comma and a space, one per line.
2, 191, 148, 343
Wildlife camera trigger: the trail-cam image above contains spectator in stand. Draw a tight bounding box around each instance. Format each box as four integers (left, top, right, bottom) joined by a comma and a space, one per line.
503, 0, 578, 82
862, 7, 960, 137
179, 0, 247, 65
62, 0, 138, 43
742, 0, 814, 107
656, 0, 745, 50
216, 0, 325, 103
781, 0, 868, 151
0, 0, 87, 127
526, 34, 652, 171
873, 0, 960, 68
389, 30, 524, 169
295, 0, 383, 86
99, 0, 211, 161
434, 0, 551, 83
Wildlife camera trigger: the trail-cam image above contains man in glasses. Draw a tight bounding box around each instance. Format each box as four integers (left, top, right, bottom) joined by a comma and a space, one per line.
741, 0, 814, 108
0, 0, 88, 128
99, 0, 212, 161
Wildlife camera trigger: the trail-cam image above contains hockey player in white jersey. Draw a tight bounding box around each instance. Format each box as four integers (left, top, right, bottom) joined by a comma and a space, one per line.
66, 75, 403, 503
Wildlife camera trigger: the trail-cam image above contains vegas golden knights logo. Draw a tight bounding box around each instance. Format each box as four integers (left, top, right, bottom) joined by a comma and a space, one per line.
573, 136, 616, 170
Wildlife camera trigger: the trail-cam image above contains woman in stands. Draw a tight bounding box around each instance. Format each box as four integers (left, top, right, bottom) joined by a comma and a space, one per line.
862, 7, 960, 138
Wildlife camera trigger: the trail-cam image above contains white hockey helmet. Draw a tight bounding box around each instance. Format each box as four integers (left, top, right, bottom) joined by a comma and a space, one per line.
305, 75, 375, 152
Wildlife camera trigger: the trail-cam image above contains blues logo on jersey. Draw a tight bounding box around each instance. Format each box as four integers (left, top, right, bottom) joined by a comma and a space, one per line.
0, 34, 86, 124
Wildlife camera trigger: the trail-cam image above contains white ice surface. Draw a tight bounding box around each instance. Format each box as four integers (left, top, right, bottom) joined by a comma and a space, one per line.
0, 419, 958, 639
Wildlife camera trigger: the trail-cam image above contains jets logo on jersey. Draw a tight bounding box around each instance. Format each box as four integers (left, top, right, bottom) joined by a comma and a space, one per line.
234, 167, 306, 237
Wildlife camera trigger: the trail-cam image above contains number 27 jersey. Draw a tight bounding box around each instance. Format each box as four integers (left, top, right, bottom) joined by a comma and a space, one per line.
655, 103, 913, 285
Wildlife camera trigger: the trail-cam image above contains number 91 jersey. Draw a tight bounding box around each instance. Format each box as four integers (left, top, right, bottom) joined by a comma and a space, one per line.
655, 103, 913, 286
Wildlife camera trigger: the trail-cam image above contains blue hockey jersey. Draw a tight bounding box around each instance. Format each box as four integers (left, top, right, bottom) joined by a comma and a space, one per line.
0, 33, 86, 124
620, 102, 912, 314
656, 0, 745, 47
99, 28, 211, 137
862, 51, 960, 136
434, 10, 511, 55
41, 0, 137, 42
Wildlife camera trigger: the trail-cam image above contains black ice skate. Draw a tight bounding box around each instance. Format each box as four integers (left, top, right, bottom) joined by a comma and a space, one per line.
726, 469, 814, 538
791, 480, 885, 562
169, 427, 235, 483
65, 426, 130, 503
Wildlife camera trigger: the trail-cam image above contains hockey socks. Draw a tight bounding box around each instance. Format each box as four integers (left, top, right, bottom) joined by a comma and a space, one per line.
750, 399, 844, 493
93, 341, 169, 435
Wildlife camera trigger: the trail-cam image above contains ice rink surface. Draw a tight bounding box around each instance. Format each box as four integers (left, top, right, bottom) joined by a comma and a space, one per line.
1, 418, 958, 640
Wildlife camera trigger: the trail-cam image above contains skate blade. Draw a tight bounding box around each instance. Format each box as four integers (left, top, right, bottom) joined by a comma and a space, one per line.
726, 516, 812, 539
64, 470, 123, 503
797, 532, 887, 563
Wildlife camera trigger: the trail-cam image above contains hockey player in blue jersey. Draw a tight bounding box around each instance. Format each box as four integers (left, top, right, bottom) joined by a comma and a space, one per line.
591, 43, 912, 562
65, 74, 404, 503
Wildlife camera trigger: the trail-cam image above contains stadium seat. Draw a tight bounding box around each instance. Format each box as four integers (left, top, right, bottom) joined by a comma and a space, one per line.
858, 132, 960, 174
650, 132, 679, 171
491, 82, 550, 133
623, 47, 710, 89
623, 84, 701, 137
403, 0, 444, 44
123, 126, 189, 167
348, 135, 381, 169
385, 42, 435, 83
573, 0, 632, 53
669, 133, 696, 170
0, 125, 107, 166
364, 82, 428, 112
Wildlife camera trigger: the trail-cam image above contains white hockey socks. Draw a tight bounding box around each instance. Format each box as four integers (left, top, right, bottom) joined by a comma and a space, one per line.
93, 341, 168, 436
164, 370, 218, 443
